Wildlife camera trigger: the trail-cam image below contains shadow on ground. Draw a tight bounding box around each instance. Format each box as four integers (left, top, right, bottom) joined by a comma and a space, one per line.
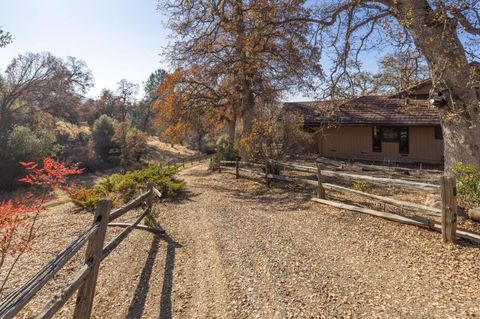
200, 172, 314, 211
126, 228, 182, 319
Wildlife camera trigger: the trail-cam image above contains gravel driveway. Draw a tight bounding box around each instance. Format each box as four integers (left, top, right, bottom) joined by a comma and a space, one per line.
5, 163, 480, 318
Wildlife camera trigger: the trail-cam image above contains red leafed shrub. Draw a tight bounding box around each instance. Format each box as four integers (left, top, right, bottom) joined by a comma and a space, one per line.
0, 199, 33, 256
0, 157, 82, 293
19, 157, 83, 189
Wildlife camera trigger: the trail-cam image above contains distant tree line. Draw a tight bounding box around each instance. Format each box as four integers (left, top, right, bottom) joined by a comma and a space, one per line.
0, 45, 166, 189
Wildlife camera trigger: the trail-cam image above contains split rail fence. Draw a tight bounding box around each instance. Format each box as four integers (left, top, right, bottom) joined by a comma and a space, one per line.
165, 153, 212, 168
0, 184, 164, 319
219, 158, 480, 245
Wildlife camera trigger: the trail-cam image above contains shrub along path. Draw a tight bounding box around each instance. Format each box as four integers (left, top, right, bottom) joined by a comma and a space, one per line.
5, 163, 480, 318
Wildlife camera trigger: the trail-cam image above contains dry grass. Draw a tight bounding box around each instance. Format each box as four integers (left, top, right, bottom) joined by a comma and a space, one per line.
144, 137, 200, 164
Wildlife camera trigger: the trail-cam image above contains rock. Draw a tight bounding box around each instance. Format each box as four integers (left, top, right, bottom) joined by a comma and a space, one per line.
425, 194, 442, 209
467, 207, 480, 222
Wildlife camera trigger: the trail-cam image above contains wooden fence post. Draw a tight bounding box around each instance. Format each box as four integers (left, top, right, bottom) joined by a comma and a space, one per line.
235, 156, 240, 179
147, 182, 154, 214
143, 182, 155, 227
265, 159, 270, 187
316, 162, 326, 199
440, 175, 457, 243
73, 199, 111, 319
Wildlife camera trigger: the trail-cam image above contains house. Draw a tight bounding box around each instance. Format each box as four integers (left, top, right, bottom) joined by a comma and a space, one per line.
284, 83, 444, 164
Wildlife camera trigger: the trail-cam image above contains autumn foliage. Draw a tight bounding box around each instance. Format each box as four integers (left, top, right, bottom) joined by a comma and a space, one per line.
0, 157, 82, 293
153, 69, 186, 144
19, 158, 83, 189
153, 69, 224, 148
0, 200, 36, 257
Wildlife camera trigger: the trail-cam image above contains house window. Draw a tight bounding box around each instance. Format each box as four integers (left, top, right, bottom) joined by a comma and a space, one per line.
434, 126, 443, 140
381, 127, 400, 142
372, 126, 382, 152
372, 126, 409, 154
399, 127, 409, 154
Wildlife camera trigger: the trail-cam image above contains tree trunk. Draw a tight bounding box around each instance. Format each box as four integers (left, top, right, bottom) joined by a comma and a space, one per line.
227, 111, 237, 146
197, 132, 202, 151
441, 113, 480, 171
241, 81, 255, 136
233, 0, 256, 137
392, 0, 480, 171
141, 104, 152, 132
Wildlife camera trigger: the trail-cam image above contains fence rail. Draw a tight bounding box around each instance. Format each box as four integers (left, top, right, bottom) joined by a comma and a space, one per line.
0, 185, 165, 319
269, 160, 440, 191
219, 159, 480, 245
165, 153, 212, 168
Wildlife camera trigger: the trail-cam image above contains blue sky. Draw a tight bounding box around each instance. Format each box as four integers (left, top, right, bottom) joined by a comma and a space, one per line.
0, 0, 170, 98
0, 0, 385, 102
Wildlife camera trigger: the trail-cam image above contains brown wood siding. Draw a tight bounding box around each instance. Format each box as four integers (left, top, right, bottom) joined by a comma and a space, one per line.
318, 126, 443, 163
409, 127, 444, 162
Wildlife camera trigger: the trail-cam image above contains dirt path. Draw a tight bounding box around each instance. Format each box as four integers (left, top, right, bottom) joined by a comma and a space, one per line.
5, 163, 480, 318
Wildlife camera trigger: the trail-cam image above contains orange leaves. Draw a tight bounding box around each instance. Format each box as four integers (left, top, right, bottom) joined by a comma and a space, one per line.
19, 157, 83, 190
67, 185, 94, 208
152, 69, 190, 144
1, 157, 84, 277
19, 162, 37, 168
161, 122, 188, 145
0, 199, 32, 256
153, 69, 184, 121
152, 67, 226, 145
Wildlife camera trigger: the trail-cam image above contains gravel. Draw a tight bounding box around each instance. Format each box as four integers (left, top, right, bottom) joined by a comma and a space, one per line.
2, 163, 480, 318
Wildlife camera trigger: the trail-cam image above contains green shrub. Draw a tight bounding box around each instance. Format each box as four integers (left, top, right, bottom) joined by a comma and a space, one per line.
77, 131, 90, 146
216, 135, 237, 161
91, 115, 117, 160
209, 134, 237, 171
0, 125, 58, 189
113, 122, 148, 168
69, 186, 106, 210
119, 165, 185, 197
7, 126, 57, 161
353, 180, 369, 192
452, 163, 480, 206
69, 165, 185, 209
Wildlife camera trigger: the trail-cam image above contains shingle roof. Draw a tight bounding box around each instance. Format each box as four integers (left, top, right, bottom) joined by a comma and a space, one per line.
388, 80, 432, 99
284, 96, 441, 126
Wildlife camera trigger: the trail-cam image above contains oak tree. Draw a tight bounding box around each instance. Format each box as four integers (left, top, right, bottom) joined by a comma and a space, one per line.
308, 0, 480, 171
116, 79, 139, 122
95, 89, 122, 121
131, 68, 167, 132
374, 51, 429, 93
160, 0, 321, 139
0, 53, 92, 149
152, 69, 223, 148
0, 27, 12, 48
